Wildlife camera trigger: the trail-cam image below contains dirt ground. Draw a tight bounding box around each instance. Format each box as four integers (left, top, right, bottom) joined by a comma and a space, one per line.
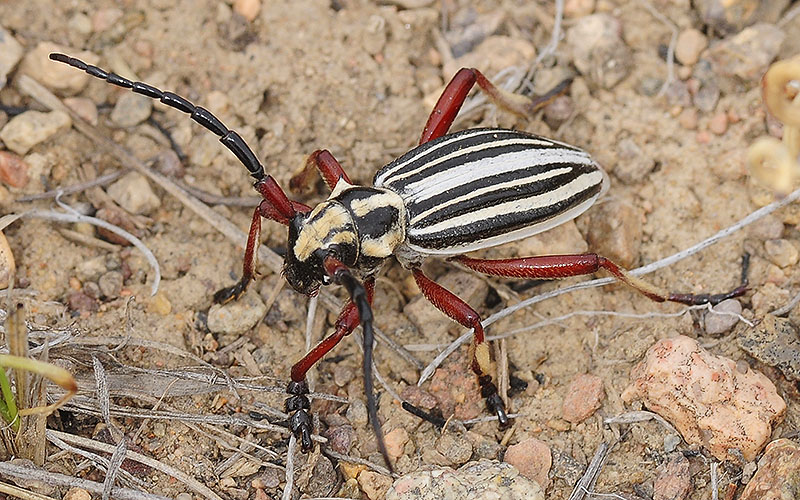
0, 0, 798, 498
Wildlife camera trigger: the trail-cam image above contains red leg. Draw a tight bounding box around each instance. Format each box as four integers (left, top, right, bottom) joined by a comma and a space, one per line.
452, 255, 747, 306
285, 276, 375, 453
412, 268, 507, 425
290, 149, 352, 194
290, 278, 375, 382
213, 198, 312, 304
420, 68, 573, 144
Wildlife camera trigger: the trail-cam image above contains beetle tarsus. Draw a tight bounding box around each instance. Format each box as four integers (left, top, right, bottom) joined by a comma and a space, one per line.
479, 375, 509, 426
286, 380, 314, 451
213, 278, 249, 304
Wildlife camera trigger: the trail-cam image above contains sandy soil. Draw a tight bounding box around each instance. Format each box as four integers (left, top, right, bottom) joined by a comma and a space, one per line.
0, 0, 798, 498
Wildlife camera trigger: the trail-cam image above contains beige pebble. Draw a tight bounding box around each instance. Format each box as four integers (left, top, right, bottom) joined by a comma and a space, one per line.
708, 112, 728, 135
564, 0, 595, 17
675, 28, 708, 66
384, 427, 409, 460
233, 0, 261, 22
63, 488, 91, 500
0, 151, 30, 188
64, 97, 98, 126
764, 239, 799, 268
0, 231, 15, 289
678, 108, 698, 130
0, 110, 71, 155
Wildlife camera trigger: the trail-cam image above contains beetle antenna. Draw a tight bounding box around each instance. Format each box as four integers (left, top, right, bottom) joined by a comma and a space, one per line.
322, 256, 392, 472
48, 52, 296, 220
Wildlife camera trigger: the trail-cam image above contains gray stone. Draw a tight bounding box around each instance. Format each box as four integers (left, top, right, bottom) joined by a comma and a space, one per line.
386, 460, 544, 500
20, 42, 98, 94
110, 92, 153, 128
566, 14, 632, 89
704, 299, 743, 335
207, 289, 267, 334
0, 25, 23, 90
706, 23, 785, 82
0, 110, 71, 155
106, 172, 161, 215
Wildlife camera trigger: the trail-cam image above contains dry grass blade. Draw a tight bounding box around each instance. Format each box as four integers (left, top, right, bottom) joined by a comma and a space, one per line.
568, 442, 610, 500
0, 480, 56, 500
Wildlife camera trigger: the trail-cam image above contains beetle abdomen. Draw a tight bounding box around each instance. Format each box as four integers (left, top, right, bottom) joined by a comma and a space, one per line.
374, 128, 607, 255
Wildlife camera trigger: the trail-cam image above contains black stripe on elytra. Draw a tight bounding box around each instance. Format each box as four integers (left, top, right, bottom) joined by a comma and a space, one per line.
407, 162, 598, 224
408, 182, 603, 250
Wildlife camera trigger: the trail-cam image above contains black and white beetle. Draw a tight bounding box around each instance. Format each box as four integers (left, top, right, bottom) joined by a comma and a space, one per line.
50, 53, 746, 469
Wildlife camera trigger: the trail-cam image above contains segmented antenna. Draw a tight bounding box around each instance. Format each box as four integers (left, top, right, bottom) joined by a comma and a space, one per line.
49, 53, 266, 182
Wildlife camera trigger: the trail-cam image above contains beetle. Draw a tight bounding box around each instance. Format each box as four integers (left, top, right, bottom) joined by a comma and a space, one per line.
50, 53, 746, 469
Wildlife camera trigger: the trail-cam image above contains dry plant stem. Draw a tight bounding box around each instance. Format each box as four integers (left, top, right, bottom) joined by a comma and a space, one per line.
711, 461, 719, 500
568, 442, 610, 500
418, 185, 800, 385
0, 460, 170, 500
604, 410, 678, 435
0, 481, 55, 500
15, 169, 127, 202
323, 448, 393, 477
282, 434, 297, 500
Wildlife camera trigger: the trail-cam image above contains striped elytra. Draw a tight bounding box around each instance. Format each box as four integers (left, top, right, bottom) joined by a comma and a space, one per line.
373, 128, 608, 256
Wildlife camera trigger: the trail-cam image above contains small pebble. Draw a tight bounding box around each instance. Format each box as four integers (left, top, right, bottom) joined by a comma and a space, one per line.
696, 130, 711, 144
566, 14, 632, 89
146, 292, 172, 316
106, 172, 161, 215
740, 439, 800, 499
561, 373, 605, 424
207, 289, 266, 334
63, 488, 91, 500
305, 455, 337, 498
0, 151, 30, 188
0, 110, 71, 155
324, 424, 356, 454
435, 432, 473, 466
613, 138, 655, 184
64, 97, 98, 126
98, 271, 123, 299
663, 434, 681, 453
738, 314, 800, 382
386, 461, 544, 500
67, 13, 92, 35
333, 364, 354, 387
703, 299, 742, 335
400, 386, 437, 410
346, 399, 368, 427
587, 200, 642, 269
695, 0, 789, 36
708, 112, 728, 135
764, 239, 799, 268
543, 95, 574, 129
564, 0, 595, 17
68, 291, 98, 314
233, 0, 261, 21
91, 7, 124, 32
110, 92, 153, 128
653, 453, 692, 500
384, 428, 409, 460
0, 25, 23, 90
358, 470, 392, 500
706, 23, 785, 82
0, 231, 15, 289
678, 108, 698, 130
675, 28, 707, 66
20, 42, 98, 94
503, 438, 552, 490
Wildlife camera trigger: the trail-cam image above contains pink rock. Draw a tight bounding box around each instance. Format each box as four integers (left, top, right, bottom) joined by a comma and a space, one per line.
503, 437, 551, 490
653, 453, 692, 500
622, 336, 785, 461
562, 374, 605, 424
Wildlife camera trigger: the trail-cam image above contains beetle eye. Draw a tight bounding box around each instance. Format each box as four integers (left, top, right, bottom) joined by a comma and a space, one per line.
322, 275, 331, 285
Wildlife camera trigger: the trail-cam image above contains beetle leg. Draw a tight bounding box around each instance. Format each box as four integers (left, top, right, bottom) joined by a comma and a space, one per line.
214, 198, 312, 304
290, 149, 353, 194
451, 255, 748, 306
411, 268, 508, 426
420, 68, 572, 144
285, 277, 375, 452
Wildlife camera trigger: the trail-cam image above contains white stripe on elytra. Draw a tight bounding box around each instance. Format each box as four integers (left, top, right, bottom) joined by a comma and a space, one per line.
403, 148, 593, 204
382, 137, 564, 189
408, 166, 574, 225
374, 129, 551, 187
409, 169, 604, 238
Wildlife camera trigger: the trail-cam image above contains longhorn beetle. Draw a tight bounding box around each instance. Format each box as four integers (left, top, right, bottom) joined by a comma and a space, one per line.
51, 53, 746, 469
